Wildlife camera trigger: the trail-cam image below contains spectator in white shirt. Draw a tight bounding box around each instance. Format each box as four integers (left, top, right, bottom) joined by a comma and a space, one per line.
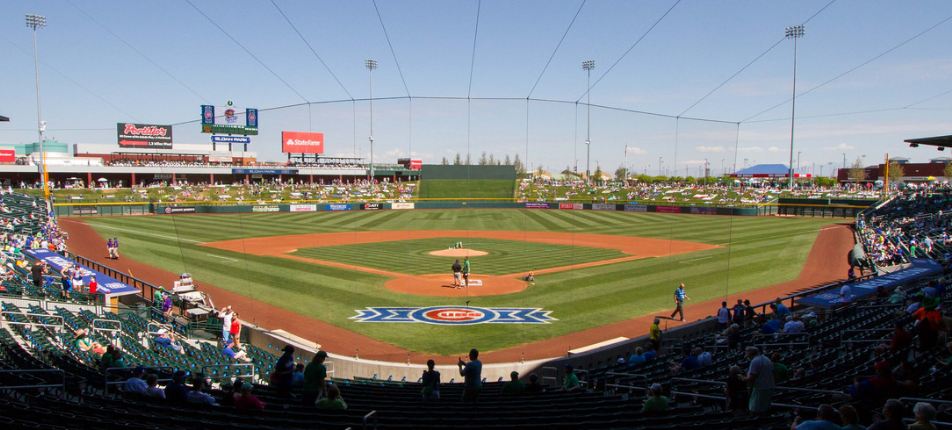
782, 315, 806, 334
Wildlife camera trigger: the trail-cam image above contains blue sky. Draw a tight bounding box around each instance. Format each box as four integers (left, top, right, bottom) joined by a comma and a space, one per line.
2, 0, 951, 176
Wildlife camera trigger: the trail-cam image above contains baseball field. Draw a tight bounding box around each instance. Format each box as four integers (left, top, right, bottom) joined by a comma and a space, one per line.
62, 209, 846, 359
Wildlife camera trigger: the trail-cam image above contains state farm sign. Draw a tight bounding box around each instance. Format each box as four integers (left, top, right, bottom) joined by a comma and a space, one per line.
117, 123, 173, 149
282, 131, 324, 154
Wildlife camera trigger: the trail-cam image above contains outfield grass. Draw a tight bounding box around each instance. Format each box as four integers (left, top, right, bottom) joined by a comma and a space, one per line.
82, 210, 835, 355
418, 179, 515, 199
294, 238, 625, 275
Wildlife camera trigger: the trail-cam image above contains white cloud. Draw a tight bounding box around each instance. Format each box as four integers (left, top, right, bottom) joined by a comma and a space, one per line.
823, 143, 855, 151
625, 146, 647, 155
768, 146, 781, 153
682, 159, 708, 165
737, 146, 764, 152
695, 145, 724, 153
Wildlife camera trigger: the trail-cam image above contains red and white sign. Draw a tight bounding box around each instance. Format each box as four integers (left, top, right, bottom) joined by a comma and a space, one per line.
282, 131, 324, 154
0, 149, 15, 164
290, 204, 317, 212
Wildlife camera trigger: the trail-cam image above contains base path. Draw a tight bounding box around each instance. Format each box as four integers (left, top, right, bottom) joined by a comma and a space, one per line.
202, 230, 717, 297
61, 218, 853, 364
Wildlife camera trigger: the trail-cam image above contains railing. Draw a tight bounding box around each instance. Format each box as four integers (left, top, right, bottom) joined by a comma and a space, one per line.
92, 318, 121, 335
104, 366, 175, 393
201, 363, 255, 381
1, 311, 65, 331
0, 369, 66, 390
363, 410, 378, 430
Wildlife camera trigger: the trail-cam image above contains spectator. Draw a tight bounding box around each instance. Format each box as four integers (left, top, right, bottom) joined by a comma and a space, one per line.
890, 321, 913, 352
525, 374, 545, 394
909, 402, 937, 430
723, 323, 742, 350
867, 399, 905, 430
458, 348, 483, 402
743, 346, 775, 414
670, 282, 689, 321
697, 347, 713, 367
771, 352, 790, 384
161, 294, 173, 319
74, 328, 106, 356
771, 299, 791, 320
271, 345, 296, 395
164, 370, 189, 403
186, 374, 218, 406
223, 338, 251, 363
303, 350, 328, 405
732, 299, 746, 326
30, 260, 45, 291
649, 318, 662, 352
627, 347, 646, 367
315, 384, 347, 410
838, 405, 862, 430
501, 371, 525, 396
791, 404, 840, 430
234, 382, 266, 411
562, 365, 581, 391
229, 312, 241, 342
218, 306, 233, 343
291, 363, 305, 389
783, 315, 806, 334
100, 344, 125, 371
420, 359, 441, 401
144, 374, 165, 400
744, 299, 756, 326
717, 301, 732, 329
936, 341, 952, 368
153, 328, 184, 354
122, 367, 148, 395
839, 283, 853, 302
641, 383, 670, 413
725, 365, 747, 413
761, 317, 782, 335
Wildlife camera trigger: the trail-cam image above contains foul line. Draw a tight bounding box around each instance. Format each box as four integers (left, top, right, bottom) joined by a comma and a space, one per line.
205, 253, 239, 262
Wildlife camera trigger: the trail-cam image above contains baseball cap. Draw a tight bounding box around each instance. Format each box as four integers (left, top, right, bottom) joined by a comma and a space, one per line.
650, 383, 662, 393
157, 328, 167, 334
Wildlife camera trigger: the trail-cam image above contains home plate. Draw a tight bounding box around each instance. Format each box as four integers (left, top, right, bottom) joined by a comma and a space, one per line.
467, 280, 484, 287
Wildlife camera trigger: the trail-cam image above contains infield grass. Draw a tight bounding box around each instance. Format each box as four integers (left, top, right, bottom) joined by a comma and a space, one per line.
294, 238, 625, 275
81, 210, 837, 355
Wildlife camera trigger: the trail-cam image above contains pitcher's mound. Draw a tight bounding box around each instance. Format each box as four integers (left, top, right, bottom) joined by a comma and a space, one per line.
429, 248, 488, 257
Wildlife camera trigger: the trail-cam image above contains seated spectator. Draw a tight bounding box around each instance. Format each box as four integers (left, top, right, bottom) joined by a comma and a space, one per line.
186, 374, 218, 406
501, 371, 525, 396
909, 402, 938, 430
420, 359, 441, 401
164, 370, 189, 403
122, 366, 148, 395
761, 317, 782, 335
74, 329, 106, 356
771, 353, 790, 383
725, 365, 747, 413
889, 321, 912, 351
525, 374, 544, 394
153, 328, 184, 354
867, 399, 905, 430
697, 348, 712, 367
222, 338, 251, 363
562, 365, 581, 391
838, 405, 862, 430
771, 300, 791, 320
99, 345, 125, 370
144, 374, 165, 400
792, 404, 841, 430
642, 345, 658, 361
627, 347, 646, 367
315, 385, 347, 410
234, 382, 266, 411
641, 383, 670, 413
783, 315, 806, 334
291, 363, 305, 389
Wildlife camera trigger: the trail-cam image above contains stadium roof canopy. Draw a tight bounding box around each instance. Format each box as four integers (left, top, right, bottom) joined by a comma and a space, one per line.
734, 164, 790, 177
905, 135, 952, 150
0, 115, 9, 122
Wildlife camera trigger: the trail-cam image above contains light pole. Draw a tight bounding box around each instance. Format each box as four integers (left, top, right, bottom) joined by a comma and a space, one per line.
582, 60, 595, 182
658, 156, 663, 177
797, 151, 802, 175
623, 145, 629, 182
842, 153, 846, 169
26, 14, 49, 201
365, 59, 377, 181
785, 24, 804, 190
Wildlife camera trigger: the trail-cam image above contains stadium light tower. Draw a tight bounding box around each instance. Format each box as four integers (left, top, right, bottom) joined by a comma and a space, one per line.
582, 60, 595, 182
26, 13, 50, 202
785, 24, 804, 190
366, 59, 377, 181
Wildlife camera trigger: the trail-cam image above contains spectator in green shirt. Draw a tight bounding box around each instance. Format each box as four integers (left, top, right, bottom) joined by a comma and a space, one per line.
303, 350, 328, 405
641, 383, 670, 413
315, 384, 347, 410
501, 371, 525, 396
770, 352, 790, 383
562, 365, 581, 392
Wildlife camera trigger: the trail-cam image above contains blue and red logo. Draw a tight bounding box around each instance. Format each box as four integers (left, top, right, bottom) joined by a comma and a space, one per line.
351, 306, 555, 325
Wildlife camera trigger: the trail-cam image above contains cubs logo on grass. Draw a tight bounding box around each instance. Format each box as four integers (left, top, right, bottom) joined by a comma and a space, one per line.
351, 306, 556, 325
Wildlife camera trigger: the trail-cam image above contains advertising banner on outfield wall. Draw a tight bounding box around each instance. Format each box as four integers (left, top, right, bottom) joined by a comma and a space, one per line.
391, 202, 415, 210
281, 131, 325, 154
363, 203, 382, 210
591, 203, 617, 211
290, 204, 317, 212
624, 204, 648, 212
559, 203, 583, 210
654, 206, 681, 214
117, 123, 173, 149
327, 204, 352, 211
72, 208, 99, 216
253, 205, 280, 213
164, 206, 196, 214
689, 207, 718, 215
525, 202, 550, 209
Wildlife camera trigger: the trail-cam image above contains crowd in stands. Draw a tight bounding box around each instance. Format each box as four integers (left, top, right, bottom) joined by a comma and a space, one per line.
859, 187, 951, 266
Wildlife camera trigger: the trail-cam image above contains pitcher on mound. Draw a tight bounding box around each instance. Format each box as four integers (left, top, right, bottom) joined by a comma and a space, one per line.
452, 259, 463, 288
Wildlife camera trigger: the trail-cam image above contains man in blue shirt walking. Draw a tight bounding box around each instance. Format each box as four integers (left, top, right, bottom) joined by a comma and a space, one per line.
670, 282, 689, 321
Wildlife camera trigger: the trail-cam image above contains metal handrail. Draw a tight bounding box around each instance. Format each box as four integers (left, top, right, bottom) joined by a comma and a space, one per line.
899, 397, 952, 406
0, 368, 66, 390
104, 366, 176, 393
606, 372, 648, 379
363, 410, 378, 430
1, 311, 64, 330
754, 342, 810, 348
92, 318, 122, 334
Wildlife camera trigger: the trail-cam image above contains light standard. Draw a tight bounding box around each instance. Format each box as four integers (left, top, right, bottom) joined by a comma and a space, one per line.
797, 151, 802, 175
582, 60, 595, 182
365, 59, 377, 181
26, 14, 49, 201
658, 156, 663, 176
785, 24, 804, 189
